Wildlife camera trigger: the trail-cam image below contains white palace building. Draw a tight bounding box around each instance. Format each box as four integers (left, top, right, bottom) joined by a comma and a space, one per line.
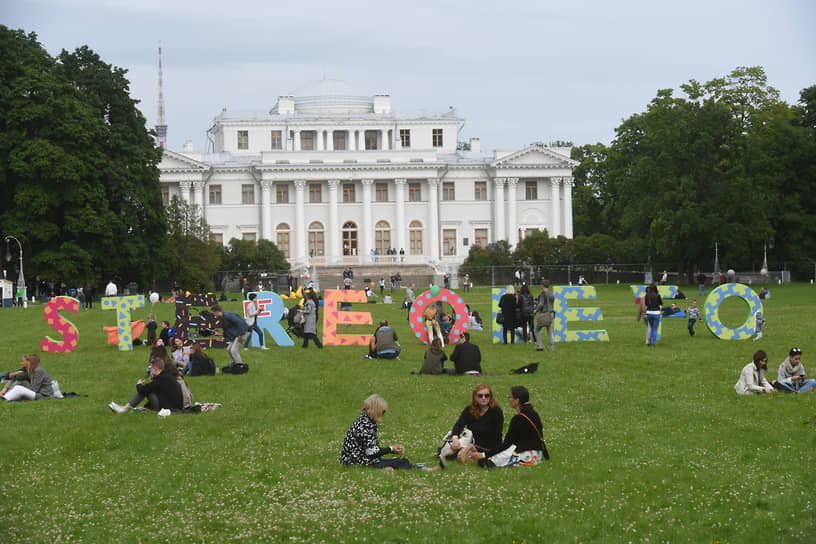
158, 80, 576, 274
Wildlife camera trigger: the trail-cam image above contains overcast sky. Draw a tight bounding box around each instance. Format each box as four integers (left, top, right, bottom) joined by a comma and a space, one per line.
4, 0, 815, 153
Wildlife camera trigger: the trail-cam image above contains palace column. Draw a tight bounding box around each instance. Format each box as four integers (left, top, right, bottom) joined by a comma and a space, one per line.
493, 178, 506, 242
427, 178, 440, 262
294, 180, 306, 264
361, 179, 373, 261
179, 181, 191, 204
327, 130, 334, 151
293, 129, 301, 151
328, 179, 340, 264
563, 176, 573, 239
317, 129, 324, 151
195, 181, 206, 214
550, 177, 561, 237
394, 178, 407, 254
261, 180, 273, 241
507, 177, 518, 246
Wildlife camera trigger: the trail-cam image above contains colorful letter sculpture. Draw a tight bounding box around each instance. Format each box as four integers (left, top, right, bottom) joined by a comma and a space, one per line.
101, 295, 145, 351
243, 291, 292, 347
704, 283, 763, 340
41, 296, 80, 353
175, 293, 225, 349
322, 289, 373, 346
411, 288, 468, 345
552, 285, 609, 342
491, 288, 523, 344
630, 285, 679, 339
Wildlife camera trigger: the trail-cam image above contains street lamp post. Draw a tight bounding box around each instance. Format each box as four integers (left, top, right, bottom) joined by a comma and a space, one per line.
4, 236, 25, 306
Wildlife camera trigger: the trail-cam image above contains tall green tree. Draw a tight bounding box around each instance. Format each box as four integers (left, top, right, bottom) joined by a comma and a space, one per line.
165, 196, 221, 290
0, 27, 166, 285
222, 238, 290, 273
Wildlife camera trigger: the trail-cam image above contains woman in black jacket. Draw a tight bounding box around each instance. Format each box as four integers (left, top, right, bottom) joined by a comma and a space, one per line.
478, 386, 549, 468
108, 356, 183, 413
498, 285, 519, 344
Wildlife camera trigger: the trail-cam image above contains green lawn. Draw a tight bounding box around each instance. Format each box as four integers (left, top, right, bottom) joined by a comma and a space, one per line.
1, 284, 814, 543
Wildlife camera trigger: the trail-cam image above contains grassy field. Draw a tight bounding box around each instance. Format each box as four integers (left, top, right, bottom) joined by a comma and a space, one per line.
1, 284, 814, 543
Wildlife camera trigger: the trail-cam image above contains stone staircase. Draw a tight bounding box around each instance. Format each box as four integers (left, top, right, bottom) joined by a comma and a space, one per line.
313, 264, 442, 291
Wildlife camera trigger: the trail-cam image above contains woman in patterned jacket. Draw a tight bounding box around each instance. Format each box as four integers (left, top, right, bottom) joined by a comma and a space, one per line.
339, 394, 418, 470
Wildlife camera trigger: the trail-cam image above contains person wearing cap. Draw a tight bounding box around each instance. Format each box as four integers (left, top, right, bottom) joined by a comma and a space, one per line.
735, 350, 775, 394
774, 348, 815, 393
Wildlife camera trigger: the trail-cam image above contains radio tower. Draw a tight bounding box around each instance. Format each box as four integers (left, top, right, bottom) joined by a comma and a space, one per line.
155, 41, 168, 148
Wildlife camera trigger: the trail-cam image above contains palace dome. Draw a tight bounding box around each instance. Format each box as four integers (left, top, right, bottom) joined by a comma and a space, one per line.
291, 78, 374, 115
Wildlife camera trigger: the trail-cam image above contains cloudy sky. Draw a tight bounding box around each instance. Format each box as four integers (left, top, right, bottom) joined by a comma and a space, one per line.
4, 0, 815, 153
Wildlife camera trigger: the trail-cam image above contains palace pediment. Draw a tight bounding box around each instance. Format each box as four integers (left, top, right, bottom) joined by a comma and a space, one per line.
159, 149, 210, 172
491, 145, 579, 169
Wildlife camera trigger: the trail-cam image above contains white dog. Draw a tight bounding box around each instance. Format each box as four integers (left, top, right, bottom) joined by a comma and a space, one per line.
437, 428, 474, 467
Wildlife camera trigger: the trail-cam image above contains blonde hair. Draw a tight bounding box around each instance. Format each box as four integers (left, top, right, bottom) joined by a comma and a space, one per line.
363, 394, 388, 422
24, 354, 41, 372
505, 285, 515, 295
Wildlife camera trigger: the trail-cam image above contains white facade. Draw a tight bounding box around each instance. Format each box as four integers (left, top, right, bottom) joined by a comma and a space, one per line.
159, 82, 577, 271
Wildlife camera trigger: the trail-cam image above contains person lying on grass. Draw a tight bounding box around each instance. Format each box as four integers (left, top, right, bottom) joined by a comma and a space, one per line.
1, 354, 53, 402
109, 354, 183, 413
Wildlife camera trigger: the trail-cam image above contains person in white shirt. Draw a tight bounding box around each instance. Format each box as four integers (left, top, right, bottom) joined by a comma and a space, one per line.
105, 280, 118, 297
735, 350, 775, 394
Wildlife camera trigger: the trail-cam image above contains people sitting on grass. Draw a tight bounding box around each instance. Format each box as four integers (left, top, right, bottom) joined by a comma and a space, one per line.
339, 394, 422, 470
774, 348, 815, 393
366, 319, 401, 359
661, 302, 682, 317
172, 337, 191, 373
419, 338, 450, 375
450, 331, 483, 375
188, 344, 216, 376
158, 320, 173, 347
468, 309, 484, 331
434, 384, 503, 469
0, 354, 53, 402
476, 385, 550, 468
109, 354, 183, 413
735, 350, 775, 394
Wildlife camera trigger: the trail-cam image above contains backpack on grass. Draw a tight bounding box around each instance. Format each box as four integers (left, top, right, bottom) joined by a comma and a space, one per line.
221, 363, 249, 375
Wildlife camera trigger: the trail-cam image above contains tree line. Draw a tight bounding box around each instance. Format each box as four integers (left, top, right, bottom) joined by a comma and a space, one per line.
3, 28, 813, 289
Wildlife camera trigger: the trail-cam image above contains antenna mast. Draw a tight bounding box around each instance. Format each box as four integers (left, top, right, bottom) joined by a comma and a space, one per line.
155, 41, 168, 148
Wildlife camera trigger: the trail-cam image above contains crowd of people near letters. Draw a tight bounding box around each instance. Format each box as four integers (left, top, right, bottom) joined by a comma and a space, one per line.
2, 273, 810, 474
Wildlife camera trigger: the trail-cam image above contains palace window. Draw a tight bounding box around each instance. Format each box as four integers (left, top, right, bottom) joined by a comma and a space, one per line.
342, 183, 355, 203
276, 184, 289, 204
474, 228, 488, 248
276, 223, 290, 257
237, 130, 248, 150
301, 131, 315, 151
270, 130, 282, 150
309, 183, 322, 203
525, 181, 538, 200
242, 232, 256, 242
432, 128, 443, 147
333, 131, 347, 151
409, 182, 422, 202
375, 220, 391, 255
342, 221, 358, 256
308, 221, 324, 257
400, 129, 411, 148
375, 182, 388, 202
409, 220, 423, 255
211, 233, 223, 245
442, 182, 455, 201
474, 181, 487, 201
365, 130, 379, 150
161, 187, 170, 206
242, 184, 255, 204
209, 184, 222, 205
442, 229, 456, 256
